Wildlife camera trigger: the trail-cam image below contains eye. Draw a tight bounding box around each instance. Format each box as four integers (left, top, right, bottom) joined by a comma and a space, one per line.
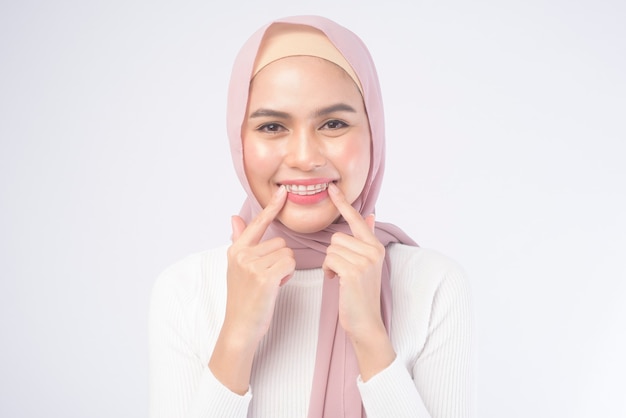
321, 119, 348, 130
257, 123, 286, 134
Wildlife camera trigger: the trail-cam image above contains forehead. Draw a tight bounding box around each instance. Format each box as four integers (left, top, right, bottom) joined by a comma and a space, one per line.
249, 56, 363, 103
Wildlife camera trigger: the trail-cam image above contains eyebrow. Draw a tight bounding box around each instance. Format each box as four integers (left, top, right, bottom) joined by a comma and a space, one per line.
248, 103, 357, 119
249, 108, 290, 119
314, 103, 357, 117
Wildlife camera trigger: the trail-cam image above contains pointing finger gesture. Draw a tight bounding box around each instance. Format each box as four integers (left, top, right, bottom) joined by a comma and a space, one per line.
211, 185, 296, 394
322, 183, 394, 380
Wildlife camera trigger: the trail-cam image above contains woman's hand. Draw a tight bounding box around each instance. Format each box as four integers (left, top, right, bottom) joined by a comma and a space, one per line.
209, 185, 295, 394
225, 185, 295, 344
323, 183, 396, 381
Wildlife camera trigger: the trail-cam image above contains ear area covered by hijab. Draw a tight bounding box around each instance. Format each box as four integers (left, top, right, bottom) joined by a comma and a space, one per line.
226, 15, 417, 418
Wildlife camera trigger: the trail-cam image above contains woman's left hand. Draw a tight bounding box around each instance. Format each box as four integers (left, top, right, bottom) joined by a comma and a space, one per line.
322, 183, 396, 380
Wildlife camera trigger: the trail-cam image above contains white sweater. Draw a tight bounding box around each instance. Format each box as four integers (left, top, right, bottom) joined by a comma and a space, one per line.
149, 243, 475, 418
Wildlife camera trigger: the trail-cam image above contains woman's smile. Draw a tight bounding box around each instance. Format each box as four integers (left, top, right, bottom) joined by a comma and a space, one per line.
284, 183, 329, 196
277, 178, 333, 205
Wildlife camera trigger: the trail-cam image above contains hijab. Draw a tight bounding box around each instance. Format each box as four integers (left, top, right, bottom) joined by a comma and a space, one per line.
226, 15, 417, 417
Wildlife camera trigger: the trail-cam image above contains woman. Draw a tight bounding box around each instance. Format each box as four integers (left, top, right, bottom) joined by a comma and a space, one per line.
149, 15, 474, 418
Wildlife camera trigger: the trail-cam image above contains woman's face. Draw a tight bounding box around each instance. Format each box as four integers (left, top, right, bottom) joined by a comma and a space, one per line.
242, 55, 371, 234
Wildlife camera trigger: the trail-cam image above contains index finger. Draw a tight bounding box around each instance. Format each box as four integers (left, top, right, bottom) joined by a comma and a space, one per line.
327, 183, 375, 241
236, 185, 287, 246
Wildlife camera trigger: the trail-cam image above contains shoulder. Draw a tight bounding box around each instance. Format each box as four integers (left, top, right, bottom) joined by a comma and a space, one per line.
150, 245, 229, 306
387, 243, 467, 284
386, 243, 471, 307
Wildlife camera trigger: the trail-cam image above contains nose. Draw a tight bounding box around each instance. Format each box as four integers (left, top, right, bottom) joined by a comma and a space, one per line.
284, 128, 326, 171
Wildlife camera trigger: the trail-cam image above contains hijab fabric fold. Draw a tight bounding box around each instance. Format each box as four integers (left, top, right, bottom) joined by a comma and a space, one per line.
227, 15, 417, 418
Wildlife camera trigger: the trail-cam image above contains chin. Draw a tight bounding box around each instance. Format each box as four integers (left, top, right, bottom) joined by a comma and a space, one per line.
278, 212, 337, 234
279, 219, 334, 234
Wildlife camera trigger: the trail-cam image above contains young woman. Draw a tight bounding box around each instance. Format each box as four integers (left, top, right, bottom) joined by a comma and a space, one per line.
149, 15, 474, 418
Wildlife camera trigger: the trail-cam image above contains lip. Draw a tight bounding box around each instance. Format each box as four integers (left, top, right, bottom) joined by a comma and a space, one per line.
285, 189, 329, 205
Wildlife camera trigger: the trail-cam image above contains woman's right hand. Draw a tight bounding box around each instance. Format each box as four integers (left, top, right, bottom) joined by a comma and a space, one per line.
209, 185, 295, 394
225, 184, 295, 345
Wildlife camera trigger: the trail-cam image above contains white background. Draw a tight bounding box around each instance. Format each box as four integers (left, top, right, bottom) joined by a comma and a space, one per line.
1, 0, 624, 417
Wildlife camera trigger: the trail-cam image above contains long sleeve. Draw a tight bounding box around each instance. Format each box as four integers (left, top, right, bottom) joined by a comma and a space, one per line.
412, 264, 475, 417
357, 245, 475, 418
148, 250, 252, 418
357, 356, 432, 417
148, 245, 474, 418
148, 247, 322, 418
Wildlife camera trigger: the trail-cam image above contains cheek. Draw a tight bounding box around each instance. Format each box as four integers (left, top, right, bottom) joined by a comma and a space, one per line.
244, 139, 275, 176
243, 139, 280, 202
243, 139, 263, 168
332, 136, 371, 188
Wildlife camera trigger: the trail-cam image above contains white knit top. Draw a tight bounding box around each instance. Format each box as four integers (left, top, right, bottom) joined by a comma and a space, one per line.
149, 243, 475, 418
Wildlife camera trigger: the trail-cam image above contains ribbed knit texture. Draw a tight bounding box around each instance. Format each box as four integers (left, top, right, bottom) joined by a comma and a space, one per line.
149, 244, 475, 418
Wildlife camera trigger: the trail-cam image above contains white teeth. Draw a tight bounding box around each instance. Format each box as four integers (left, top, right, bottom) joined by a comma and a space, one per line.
284, 183, 329, 195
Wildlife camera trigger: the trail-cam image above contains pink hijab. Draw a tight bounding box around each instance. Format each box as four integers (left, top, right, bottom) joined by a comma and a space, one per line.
226, 15, 417, 417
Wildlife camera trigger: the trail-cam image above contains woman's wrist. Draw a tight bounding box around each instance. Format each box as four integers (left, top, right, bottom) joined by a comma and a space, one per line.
209, 326, 259, 395
349, 322, 396, 382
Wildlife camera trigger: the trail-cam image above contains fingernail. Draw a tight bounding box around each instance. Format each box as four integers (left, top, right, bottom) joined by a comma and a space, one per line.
230, 216, 236, 241
275, 185, 286, 197
328, 183, 338, 195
